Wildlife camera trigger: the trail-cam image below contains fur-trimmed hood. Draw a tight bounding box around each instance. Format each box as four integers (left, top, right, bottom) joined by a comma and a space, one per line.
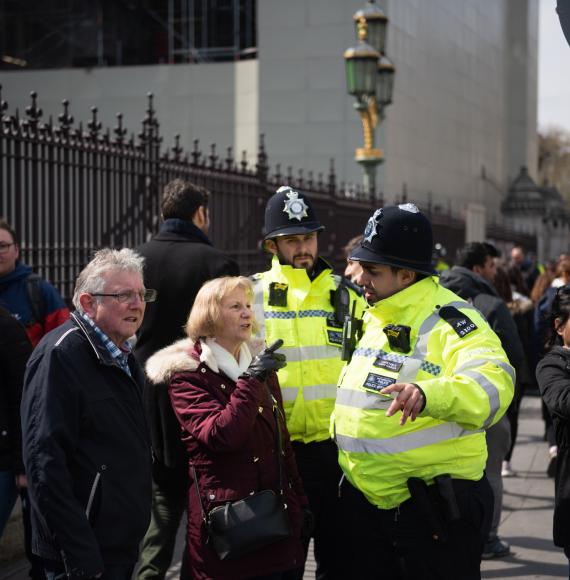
145, 336, 265, 385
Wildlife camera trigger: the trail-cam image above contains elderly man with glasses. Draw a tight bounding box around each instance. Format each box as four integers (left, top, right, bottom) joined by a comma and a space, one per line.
21, 248, 155, 580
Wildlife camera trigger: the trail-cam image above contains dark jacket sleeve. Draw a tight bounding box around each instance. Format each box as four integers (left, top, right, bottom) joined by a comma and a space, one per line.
267, 372, 308, 505
475, 295, 525, 371
22, 346, 104, 577
0, 311, 32, 473
537, 353, 570, 419
169, 370, 266, 453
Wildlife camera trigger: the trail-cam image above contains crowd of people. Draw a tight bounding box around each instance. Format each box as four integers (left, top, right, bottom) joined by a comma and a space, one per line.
1, 180, 570, 580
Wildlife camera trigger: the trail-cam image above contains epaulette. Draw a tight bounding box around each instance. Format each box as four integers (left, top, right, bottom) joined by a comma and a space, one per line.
438, 305, 477, 338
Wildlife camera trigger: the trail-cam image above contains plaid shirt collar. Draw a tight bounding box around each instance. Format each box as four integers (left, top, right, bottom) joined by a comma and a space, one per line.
80, 312, 132, 376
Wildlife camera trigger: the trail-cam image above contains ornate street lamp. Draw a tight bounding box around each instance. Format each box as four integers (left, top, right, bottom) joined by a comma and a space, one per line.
344, 1, 395, 196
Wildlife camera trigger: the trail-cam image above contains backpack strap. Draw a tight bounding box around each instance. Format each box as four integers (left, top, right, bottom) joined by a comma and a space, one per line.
26, 273, 46, 329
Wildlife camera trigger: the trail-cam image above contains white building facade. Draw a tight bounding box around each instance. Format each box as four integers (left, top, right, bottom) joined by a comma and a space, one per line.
0, 0, 539, 239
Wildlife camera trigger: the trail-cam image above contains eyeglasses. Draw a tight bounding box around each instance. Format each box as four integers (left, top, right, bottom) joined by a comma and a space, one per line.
0, 243, 15, 254
91, 289, 158, 304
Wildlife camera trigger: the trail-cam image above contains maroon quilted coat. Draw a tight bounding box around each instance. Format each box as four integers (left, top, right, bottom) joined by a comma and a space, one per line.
145, 338, 306, 580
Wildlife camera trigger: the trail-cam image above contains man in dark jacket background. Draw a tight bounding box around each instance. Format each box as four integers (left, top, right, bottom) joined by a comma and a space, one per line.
21, 248, 153, 580
135, 179, 239, 580
440, 241, 525, 560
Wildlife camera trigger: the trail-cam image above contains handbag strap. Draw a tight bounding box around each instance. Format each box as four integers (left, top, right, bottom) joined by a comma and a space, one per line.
191, 379, 287, 521
191, 463, 208, 524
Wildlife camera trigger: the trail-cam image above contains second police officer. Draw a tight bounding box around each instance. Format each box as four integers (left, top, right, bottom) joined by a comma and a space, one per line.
251, 186, 365, 579
332, 204, 514, 579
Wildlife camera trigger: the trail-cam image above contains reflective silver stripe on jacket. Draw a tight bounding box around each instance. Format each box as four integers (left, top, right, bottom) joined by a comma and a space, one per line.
397, 301, 480, 383
335, 388, 392, 410
85, 472, 101, 518
453, 359, 514, 428
281, 344, 341, 362
281, 384, 337, 402
335, 422, 482, 455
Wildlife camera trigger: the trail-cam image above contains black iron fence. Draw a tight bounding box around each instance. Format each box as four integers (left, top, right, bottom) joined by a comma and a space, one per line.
0, 88, 382, 299
0, 88, 535, 301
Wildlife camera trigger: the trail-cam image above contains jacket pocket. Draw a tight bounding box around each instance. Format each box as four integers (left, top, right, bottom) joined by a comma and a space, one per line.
85, 471, 102, 524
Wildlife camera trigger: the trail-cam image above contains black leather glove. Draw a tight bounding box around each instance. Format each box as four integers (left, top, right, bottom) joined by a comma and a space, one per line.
300, 507, 315, 544
240, 340, 286, 382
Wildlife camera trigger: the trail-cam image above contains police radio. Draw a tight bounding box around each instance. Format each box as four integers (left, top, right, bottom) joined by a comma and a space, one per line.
341, 301, 363, 362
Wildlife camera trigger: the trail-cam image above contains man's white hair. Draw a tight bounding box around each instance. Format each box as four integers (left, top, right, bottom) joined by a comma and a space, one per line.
72, 248, 145, 313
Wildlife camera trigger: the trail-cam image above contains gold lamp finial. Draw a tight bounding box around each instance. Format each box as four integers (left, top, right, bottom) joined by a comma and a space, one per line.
357, 16, 368, 41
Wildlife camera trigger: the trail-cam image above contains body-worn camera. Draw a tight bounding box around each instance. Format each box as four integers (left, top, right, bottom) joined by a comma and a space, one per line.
382, 324, 411, 353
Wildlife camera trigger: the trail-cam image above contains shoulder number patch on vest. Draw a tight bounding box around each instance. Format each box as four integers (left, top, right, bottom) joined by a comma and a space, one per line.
363, 372, 396, 393
438, 305, 477, 338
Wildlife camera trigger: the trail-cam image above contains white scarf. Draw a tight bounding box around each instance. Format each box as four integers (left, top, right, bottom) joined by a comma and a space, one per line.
203, 339, 253, 382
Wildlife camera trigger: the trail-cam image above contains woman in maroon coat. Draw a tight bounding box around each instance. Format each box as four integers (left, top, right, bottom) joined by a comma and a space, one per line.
145, 276, 308, 580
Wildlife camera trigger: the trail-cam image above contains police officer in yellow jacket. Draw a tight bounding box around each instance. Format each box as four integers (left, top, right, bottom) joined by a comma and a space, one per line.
332, 204, 514, 580
252, 186, 365, 579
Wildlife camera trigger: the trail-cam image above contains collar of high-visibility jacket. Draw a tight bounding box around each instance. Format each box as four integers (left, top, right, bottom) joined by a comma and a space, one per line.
367, 275, 439, 319
269, 255, 332, 293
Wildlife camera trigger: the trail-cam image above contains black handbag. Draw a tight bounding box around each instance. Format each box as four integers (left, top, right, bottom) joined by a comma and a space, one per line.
192, 389, 293, 561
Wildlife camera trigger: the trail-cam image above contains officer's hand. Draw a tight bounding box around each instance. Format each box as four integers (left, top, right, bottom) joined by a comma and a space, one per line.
240, 340, 286, 382
381, 383, 425, 426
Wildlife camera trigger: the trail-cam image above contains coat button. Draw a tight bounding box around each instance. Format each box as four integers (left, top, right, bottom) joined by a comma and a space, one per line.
209, 494, 216, 500
200, 368, 206, 373
221, 384, 226, 389
258, 406, 263, 413
101, 465, 107, 471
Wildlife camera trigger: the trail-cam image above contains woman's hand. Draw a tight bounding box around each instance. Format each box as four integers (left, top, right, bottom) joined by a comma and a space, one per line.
240, 340, 286, 381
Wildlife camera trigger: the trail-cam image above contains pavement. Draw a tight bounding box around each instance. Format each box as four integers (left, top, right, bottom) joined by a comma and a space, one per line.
1, 395, 567, 579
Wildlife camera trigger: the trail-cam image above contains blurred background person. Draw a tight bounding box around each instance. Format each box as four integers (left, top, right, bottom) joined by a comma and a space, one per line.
0, 219, 68, 348
433, 242, 450, 273
493, 267, 533, 477
534, 258, 570, 477
510, 246, 541, 297
342, 234, 363, 283
440, 241, 523, 558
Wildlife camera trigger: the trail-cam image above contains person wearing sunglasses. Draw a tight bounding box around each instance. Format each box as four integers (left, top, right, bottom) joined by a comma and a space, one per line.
22, 248, 156, 580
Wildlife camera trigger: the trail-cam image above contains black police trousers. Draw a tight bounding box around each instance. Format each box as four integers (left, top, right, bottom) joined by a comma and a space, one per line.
340, 475, 493, 580
291, 439, 349, 580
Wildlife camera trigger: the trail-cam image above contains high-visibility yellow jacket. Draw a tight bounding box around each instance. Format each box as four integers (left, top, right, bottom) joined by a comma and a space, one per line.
252, 256, 365, 443
332, 276, 514, 509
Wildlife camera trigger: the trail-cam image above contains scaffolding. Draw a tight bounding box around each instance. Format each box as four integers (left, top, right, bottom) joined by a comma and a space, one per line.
0, 0, 257, 70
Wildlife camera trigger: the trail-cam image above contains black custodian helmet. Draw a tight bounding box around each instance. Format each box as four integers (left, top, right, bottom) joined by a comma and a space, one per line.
263, 186, 325, 240
350, 203, 436, 276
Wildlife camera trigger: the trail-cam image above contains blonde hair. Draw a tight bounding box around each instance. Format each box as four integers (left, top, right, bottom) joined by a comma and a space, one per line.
186, 276, 259, 340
